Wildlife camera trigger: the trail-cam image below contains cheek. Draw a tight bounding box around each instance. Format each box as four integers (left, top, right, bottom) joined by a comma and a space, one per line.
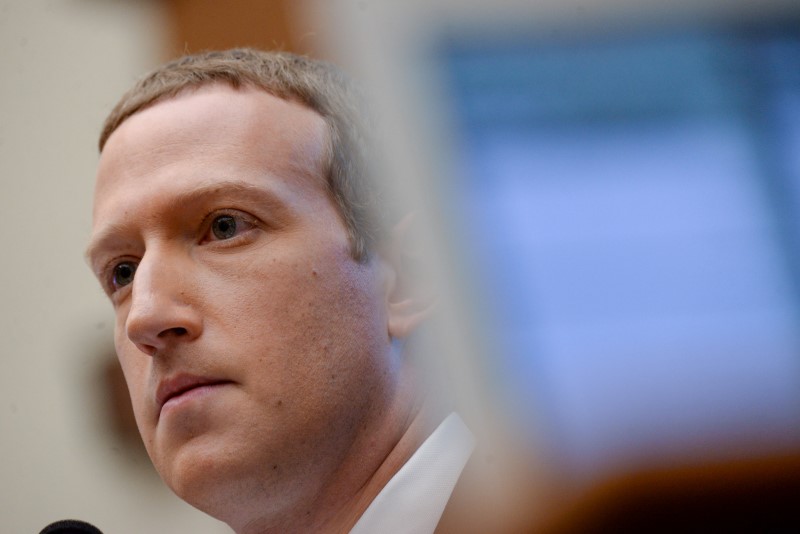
272, 259, 387, 387
205, 246, 387, 378
113, 328, 152, 432
204, 240, 375, 325
255, 257, 380, 342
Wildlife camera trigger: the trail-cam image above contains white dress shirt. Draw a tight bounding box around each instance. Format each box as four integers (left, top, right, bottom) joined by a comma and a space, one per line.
349, 413, 475, 534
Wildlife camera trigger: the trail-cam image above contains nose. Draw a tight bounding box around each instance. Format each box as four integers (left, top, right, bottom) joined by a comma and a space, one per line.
124, 250, 203, 356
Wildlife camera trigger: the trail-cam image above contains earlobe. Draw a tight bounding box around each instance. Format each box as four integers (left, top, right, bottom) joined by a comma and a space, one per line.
382, 213, 436, 340
388, 298, 434, 339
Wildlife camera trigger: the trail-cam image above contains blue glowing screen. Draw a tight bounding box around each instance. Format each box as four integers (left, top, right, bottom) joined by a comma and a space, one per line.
440, 26, 800, 478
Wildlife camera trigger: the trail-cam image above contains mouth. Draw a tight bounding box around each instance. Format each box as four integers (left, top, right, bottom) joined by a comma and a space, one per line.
156, 374, 232, 416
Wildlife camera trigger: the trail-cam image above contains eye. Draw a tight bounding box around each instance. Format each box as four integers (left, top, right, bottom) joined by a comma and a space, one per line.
111, 260, 137, 289
211, 215, 237, 240
201, 211, 257, 244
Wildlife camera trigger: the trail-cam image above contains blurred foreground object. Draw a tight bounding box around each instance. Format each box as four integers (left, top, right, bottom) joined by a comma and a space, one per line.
308, 0, 800, 530
540, 452, 800, 533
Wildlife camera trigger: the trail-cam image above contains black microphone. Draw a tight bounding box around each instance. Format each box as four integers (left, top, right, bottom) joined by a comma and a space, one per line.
39, 519, 104, 534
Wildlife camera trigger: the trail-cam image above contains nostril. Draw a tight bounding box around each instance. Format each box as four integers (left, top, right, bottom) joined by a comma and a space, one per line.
159, 326, 188, 338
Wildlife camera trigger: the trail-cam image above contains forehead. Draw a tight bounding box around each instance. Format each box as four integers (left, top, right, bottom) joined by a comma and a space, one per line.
92, 84, 330, 229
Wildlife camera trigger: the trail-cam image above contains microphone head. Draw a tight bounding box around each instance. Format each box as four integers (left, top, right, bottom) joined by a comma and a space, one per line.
40, 519, 103, 534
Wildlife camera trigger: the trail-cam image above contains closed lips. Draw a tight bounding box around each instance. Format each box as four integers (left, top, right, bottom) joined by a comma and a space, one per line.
156, 375, 231, 411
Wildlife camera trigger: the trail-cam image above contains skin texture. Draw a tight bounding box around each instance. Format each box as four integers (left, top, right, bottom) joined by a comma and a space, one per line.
87, 85, 425, 533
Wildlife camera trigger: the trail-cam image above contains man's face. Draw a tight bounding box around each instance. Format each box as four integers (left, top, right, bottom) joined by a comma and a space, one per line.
87, 85, 397, 515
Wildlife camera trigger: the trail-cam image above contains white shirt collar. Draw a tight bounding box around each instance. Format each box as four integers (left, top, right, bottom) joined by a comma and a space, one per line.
349, 413, 475, 534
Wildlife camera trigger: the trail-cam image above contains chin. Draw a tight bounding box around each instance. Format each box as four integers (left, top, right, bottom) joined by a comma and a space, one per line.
153, 437, 296, 526
151, 438, 227, 506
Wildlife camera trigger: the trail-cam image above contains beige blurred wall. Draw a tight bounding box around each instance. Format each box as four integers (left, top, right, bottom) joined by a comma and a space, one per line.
0, 0, 228, 532
0, 1, 329, 531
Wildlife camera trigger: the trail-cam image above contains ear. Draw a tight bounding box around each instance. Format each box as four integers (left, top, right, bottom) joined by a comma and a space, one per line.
380, 213, 436, 340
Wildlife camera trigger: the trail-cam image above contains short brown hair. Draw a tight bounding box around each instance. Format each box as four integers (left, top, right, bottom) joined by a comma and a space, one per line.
100, 48, 380, 261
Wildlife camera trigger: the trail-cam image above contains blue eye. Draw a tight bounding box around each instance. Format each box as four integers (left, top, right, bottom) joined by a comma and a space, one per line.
112, 261, 137, 288
211, 215, 237, 240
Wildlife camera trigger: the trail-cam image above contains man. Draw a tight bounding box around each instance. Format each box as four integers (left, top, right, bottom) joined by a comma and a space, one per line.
85, 49, 474, 533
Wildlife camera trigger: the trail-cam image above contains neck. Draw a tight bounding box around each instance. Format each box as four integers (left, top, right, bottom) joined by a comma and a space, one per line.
322, 399, 438, 532
234, 360, 440, 534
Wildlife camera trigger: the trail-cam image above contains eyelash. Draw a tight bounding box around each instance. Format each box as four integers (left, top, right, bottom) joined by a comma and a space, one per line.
101, 209, 260, 296
102, 256, 139, 297
199, 209, 258, 245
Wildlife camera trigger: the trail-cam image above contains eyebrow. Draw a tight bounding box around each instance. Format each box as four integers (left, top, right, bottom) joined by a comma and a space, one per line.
84, 180, 289, 269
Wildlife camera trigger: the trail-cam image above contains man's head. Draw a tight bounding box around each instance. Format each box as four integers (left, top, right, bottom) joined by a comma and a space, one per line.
100, 48, 381, 261
86, 51, 425, 531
